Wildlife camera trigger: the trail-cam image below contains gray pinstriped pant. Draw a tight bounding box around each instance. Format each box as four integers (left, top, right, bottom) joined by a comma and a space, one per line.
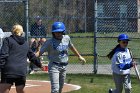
112, 73, 131, 93
48, 62, 67, 93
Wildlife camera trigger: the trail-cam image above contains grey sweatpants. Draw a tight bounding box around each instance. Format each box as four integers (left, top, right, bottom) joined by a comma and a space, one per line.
112, 73, 132, 93
48, 62, 67, 93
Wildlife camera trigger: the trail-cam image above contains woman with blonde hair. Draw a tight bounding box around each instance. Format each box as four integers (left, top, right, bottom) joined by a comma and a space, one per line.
12, 24, 23, 36
0, 24, 42, 93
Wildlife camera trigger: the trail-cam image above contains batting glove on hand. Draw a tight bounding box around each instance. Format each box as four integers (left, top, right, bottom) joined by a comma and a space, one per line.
78, 56, 86, 65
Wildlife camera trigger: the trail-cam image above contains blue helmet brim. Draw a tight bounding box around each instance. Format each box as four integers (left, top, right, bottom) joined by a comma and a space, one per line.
52, 29, 64, 32
118, 39, 130, 41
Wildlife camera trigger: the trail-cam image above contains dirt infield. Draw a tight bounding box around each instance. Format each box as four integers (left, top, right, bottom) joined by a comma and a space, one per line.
10, 80, 81, 93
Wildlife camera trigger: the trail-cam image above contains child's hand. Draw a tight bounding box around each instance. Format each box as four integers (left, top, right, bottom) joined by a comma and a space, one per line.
132, 61, 137, 67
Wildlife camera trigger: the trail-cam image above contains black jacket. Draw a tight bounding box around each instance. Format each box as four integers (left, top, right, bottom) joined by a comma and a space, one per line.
0, 35, 42, 77
30, 23, 46, 37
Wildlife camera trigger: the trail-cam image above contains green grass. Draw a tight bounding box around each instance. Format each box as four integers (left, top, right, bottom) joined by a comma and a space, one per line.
39, 32, 140, 64
28, 33, 140, 92
27, 73, 140, 93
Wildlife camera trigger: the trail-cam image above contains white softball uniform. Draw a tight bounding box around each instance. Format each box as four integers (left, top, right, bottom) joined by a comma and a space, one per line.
111, 48, 132, 93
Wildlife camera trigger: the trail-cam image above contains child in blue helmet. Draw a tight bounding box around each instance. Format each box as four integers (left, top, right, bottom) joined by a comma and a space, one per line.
107, 34, 134, 93
36, 22, 86, 93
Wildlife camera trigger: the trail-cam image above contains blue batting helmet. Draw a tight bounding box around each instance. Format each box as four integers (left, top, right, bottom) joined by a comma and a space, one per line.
118, 34, 129, 41
52, 22, 65, 32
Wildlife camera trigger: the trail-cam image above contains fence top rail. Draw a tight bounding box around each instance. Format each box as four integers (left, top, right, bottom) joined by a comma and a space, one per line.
29, 36, 94, 38
0, 0, 24, 2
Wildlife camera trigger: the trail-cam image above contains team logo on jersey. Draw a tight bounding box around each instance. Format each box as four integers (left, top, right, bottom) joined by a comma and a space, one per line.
117, 53, 122, 60
57, 44, 68, 51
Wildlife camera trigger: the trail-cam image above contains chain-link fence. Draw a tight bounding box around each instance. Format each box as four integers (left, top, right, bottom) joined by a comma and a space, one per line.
96, 0, 140, 75
0, 0, 25, 32
28, 0, 94, 74
29, 0, 94, 34
1, 0, 140, 75
0, 0, 94, 74
0, 1, 140, 93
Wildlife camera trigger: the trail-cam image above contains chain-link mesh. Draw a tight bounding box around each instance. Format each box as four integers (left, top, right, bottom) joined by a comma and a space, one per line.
0, 0, 94, 74
0, 0, 140, 75
0, 0, 24, 32
0, 0, 140, 92
97, 0, 137, 32
28, 0, 94, 73
96, 0, 140, 78
29, 0, 93, 35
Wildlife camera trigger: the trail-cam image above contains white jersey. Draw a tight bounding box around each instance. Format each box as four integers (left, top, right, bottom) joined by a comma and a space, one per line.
111, 48, 132, 75
0, 28, 4, 38
40, 35, 73, 63
0, 28, 4, 49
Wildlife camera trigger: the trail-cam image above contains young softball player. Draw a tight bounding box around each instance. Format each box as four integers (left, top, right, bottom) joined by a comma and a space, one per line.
107, 34, 134, 93
36, 22, 86, 93
0, 24, 42, 93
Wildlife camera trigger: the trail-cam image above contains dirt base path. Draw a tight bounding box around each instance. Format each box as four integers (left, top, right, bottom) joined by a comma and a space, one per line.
10, 80, 81, 93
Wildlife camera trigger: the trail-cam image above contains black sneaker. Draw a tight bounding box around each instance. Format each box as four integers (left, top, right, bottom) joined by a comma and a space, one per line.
109, 89, 113, 93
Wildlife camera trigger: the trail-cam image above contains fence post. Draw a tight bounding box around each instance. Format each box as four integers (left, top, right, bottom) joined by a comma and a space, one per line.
93, 0, 98, 74
84, 0, 87, 33
23, 0, 29, 41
